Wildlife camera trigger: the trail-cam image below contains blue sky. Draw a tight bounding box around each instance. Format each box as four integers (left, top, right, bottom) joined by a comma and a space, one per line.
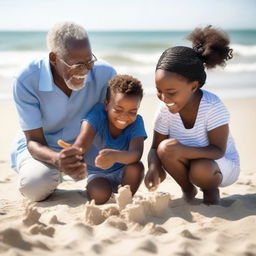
1, 0, 255, 31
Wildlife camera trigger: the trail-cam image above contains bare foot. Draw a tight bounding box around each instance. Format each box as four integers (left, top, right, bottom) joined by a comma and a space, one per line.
203, 188, 220, 205
182, 186, 198, 203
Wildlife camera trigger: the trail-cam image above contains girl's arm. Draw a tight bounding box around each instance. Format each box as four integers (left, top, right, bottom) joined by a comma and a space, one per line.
175, 124, 229, 160
95, 137, 144, 169
73, 120, 96, 153
148, 131, 168, 170
145, 131, 168, 190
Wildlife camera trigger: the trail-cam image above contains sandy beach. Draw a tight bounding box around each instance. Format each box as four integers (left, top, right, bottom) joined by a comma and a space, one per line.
0, 95, 256, 256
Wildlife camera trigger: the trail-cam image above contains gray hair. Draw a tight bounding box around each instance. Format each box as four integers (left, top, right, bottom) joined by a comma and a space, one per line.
47, 22, 89, 56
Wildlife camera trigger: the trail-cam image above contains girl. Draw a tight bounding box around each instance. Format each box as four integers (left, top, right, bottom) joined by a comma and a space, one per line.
144, 26, 240, 204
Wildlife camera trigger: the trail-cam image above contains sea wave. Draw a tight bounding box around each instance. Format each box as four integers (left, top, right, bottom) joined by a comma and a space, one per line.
1, 48, 256, 80
231, 44, 256, 57
225, 62, 256, 72
99, 52, 160, 65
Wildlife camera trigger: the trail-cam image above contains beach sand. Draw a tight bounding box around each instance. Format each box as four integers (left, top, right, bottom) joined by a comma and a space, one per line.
0, 95, 256, 256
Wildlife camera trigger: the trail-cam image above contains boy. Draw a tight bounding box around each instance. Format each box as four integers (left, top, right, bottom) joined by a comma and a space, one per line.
73, 75, 147, 204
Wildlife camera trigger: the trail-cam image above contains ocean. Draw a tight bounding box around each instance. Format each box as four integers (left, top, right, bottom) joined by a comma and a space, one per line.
1, 30, 256, 101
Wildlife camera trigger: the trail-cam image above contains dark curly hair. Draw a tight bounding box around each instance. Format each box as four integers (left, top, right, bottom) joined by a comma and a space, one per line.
156, 25, 233, 87
106, 74, 143, 101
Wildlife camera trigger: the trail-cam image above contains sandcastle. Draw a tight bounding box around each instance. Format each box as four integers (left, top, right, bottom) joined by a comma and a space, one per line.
84, 185, 171, 226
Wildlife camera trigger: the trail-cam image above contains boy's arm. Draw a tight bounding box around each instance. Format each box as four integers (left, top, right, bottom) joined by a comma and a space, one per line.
73, 120, 96, 153
95, 137, 144, 169
116, 136, 144, 164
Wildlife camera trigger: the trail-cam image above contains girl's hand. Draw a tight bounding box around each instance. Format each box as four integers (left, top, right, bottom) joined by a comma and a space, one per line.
95, 149, 116, 169
144, 168, 161, 192
164, 138, 185, 159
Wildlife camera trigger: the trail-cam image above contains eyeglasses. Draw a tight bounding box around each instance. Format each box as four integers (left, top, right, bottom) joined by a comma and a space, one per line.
59, 53, 97, 71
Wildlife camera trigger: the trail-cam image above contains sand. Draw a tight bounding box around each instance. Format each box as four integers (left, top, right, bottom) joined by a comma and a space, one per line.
0, 95, 256, 256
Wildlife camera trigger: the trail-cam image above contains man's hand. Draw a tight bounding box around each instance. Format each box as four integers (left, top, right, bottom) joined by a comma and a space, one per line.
56, 140, 86, 179
95, 149, 116, 169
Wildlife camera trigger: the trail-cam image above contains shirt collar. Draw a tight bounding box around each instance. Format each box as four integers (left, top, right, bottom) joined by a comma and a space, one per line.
39, 58, 54, 91
38, 57, 94, 91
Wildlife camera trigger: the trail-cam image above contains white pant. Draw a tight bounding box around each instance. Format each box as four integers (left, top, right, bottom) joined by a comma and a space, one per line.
16, 149, 61, 202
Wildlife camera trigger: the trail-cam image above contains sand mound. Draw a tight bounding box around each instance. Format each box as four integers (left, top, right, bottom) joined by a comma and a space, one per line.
84, 185, 171, 226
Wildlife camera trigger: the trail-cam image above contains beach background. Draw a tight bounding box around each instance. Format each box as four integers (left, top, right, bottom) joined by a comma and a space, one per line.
1, 0, 256, 255
1, 29, 256, 100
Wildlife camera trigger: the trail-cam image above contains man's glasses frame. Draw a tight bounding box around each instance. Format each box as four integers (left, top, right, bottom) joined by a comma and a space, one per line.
59, 53, 97, 71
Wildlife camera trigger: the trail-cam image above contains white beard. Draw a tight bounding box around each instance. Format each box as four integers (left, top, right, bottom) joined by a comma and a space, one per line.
65, 74, 88, 91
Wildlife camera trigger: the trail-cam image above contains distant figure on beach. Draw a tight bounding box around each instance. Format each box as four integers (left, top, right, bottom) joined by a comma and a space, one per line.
144, 26, 240, 204
72, 75, 147, 204
11, 22, 116, 202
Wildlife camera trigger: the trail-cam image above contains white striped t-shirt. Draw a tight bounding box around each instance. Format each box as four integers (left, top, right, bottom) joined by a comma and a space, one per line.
154, 89, 240, 166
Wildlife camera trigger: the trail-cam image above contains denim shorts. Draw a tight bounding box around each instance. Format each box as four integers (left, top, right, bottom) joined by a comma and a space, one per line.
87, 167, 125, 192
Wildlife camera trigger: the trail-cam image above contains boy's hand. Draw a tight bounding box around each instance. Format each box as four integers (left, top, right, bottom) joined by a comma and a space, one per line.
144, 169, 161, 192
95, 149, 116, 169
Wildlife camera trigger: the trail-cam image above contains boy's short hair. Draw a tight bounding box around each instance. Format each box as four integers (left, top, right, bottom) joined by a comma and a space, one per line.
106, 75, 143, 101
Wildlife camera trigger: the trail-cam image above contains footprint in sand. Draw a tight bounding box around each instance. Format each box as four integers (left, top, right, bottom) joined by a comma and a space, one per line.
0, 228, 49, 251
135, 239, 158, 254
29, 224, 55, 237
0, 228, 32, 250
143, 223, 168, 235
104, 216, 128, 231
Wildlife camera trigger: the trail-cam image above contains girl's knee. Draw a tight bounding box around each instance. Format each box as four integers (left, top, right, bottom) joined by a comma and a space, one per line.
157, 139, 179, 160
157, 139, 169, 157
87, 178, 112, 205
189, 159, 222, 189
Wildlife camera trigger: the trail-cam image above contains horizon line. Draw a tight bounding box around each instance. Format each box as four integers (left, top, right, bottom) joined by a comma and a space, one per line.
0, 28, 256, 33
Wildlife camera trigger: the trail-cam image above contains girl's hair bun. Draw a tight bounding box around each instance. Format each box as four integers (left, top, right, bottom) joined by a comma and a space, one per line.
187, 25, 233, 68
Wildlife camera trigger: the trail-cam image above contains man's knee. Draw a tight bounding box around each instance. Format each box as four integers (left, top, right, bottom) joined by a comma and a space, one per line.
18, 167, 60, 202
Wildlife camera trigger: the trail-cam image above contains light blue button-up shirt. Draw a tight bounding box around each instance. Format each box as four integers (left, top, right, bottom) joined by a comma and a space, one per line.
11, 58, 116, 169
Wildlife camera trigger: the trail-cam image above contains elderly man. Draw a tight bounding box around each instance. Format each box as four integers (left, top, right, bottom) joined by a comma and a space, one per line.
11, 22, 116, 202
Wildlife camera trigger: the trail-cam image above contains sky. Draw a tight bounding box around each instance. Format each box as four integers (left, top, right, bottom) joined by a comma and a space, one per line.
0, 0, 256, 31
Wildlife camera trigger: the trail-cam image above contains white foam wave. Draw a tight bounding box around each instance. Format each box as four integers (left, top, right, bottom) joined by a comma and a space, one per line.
98, 51, 160, 65
231, 44, 256, 57
115, 65, 154, 76
1, 47, 256, 80
0, 51, 47, 78
226, 63, 256, 72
